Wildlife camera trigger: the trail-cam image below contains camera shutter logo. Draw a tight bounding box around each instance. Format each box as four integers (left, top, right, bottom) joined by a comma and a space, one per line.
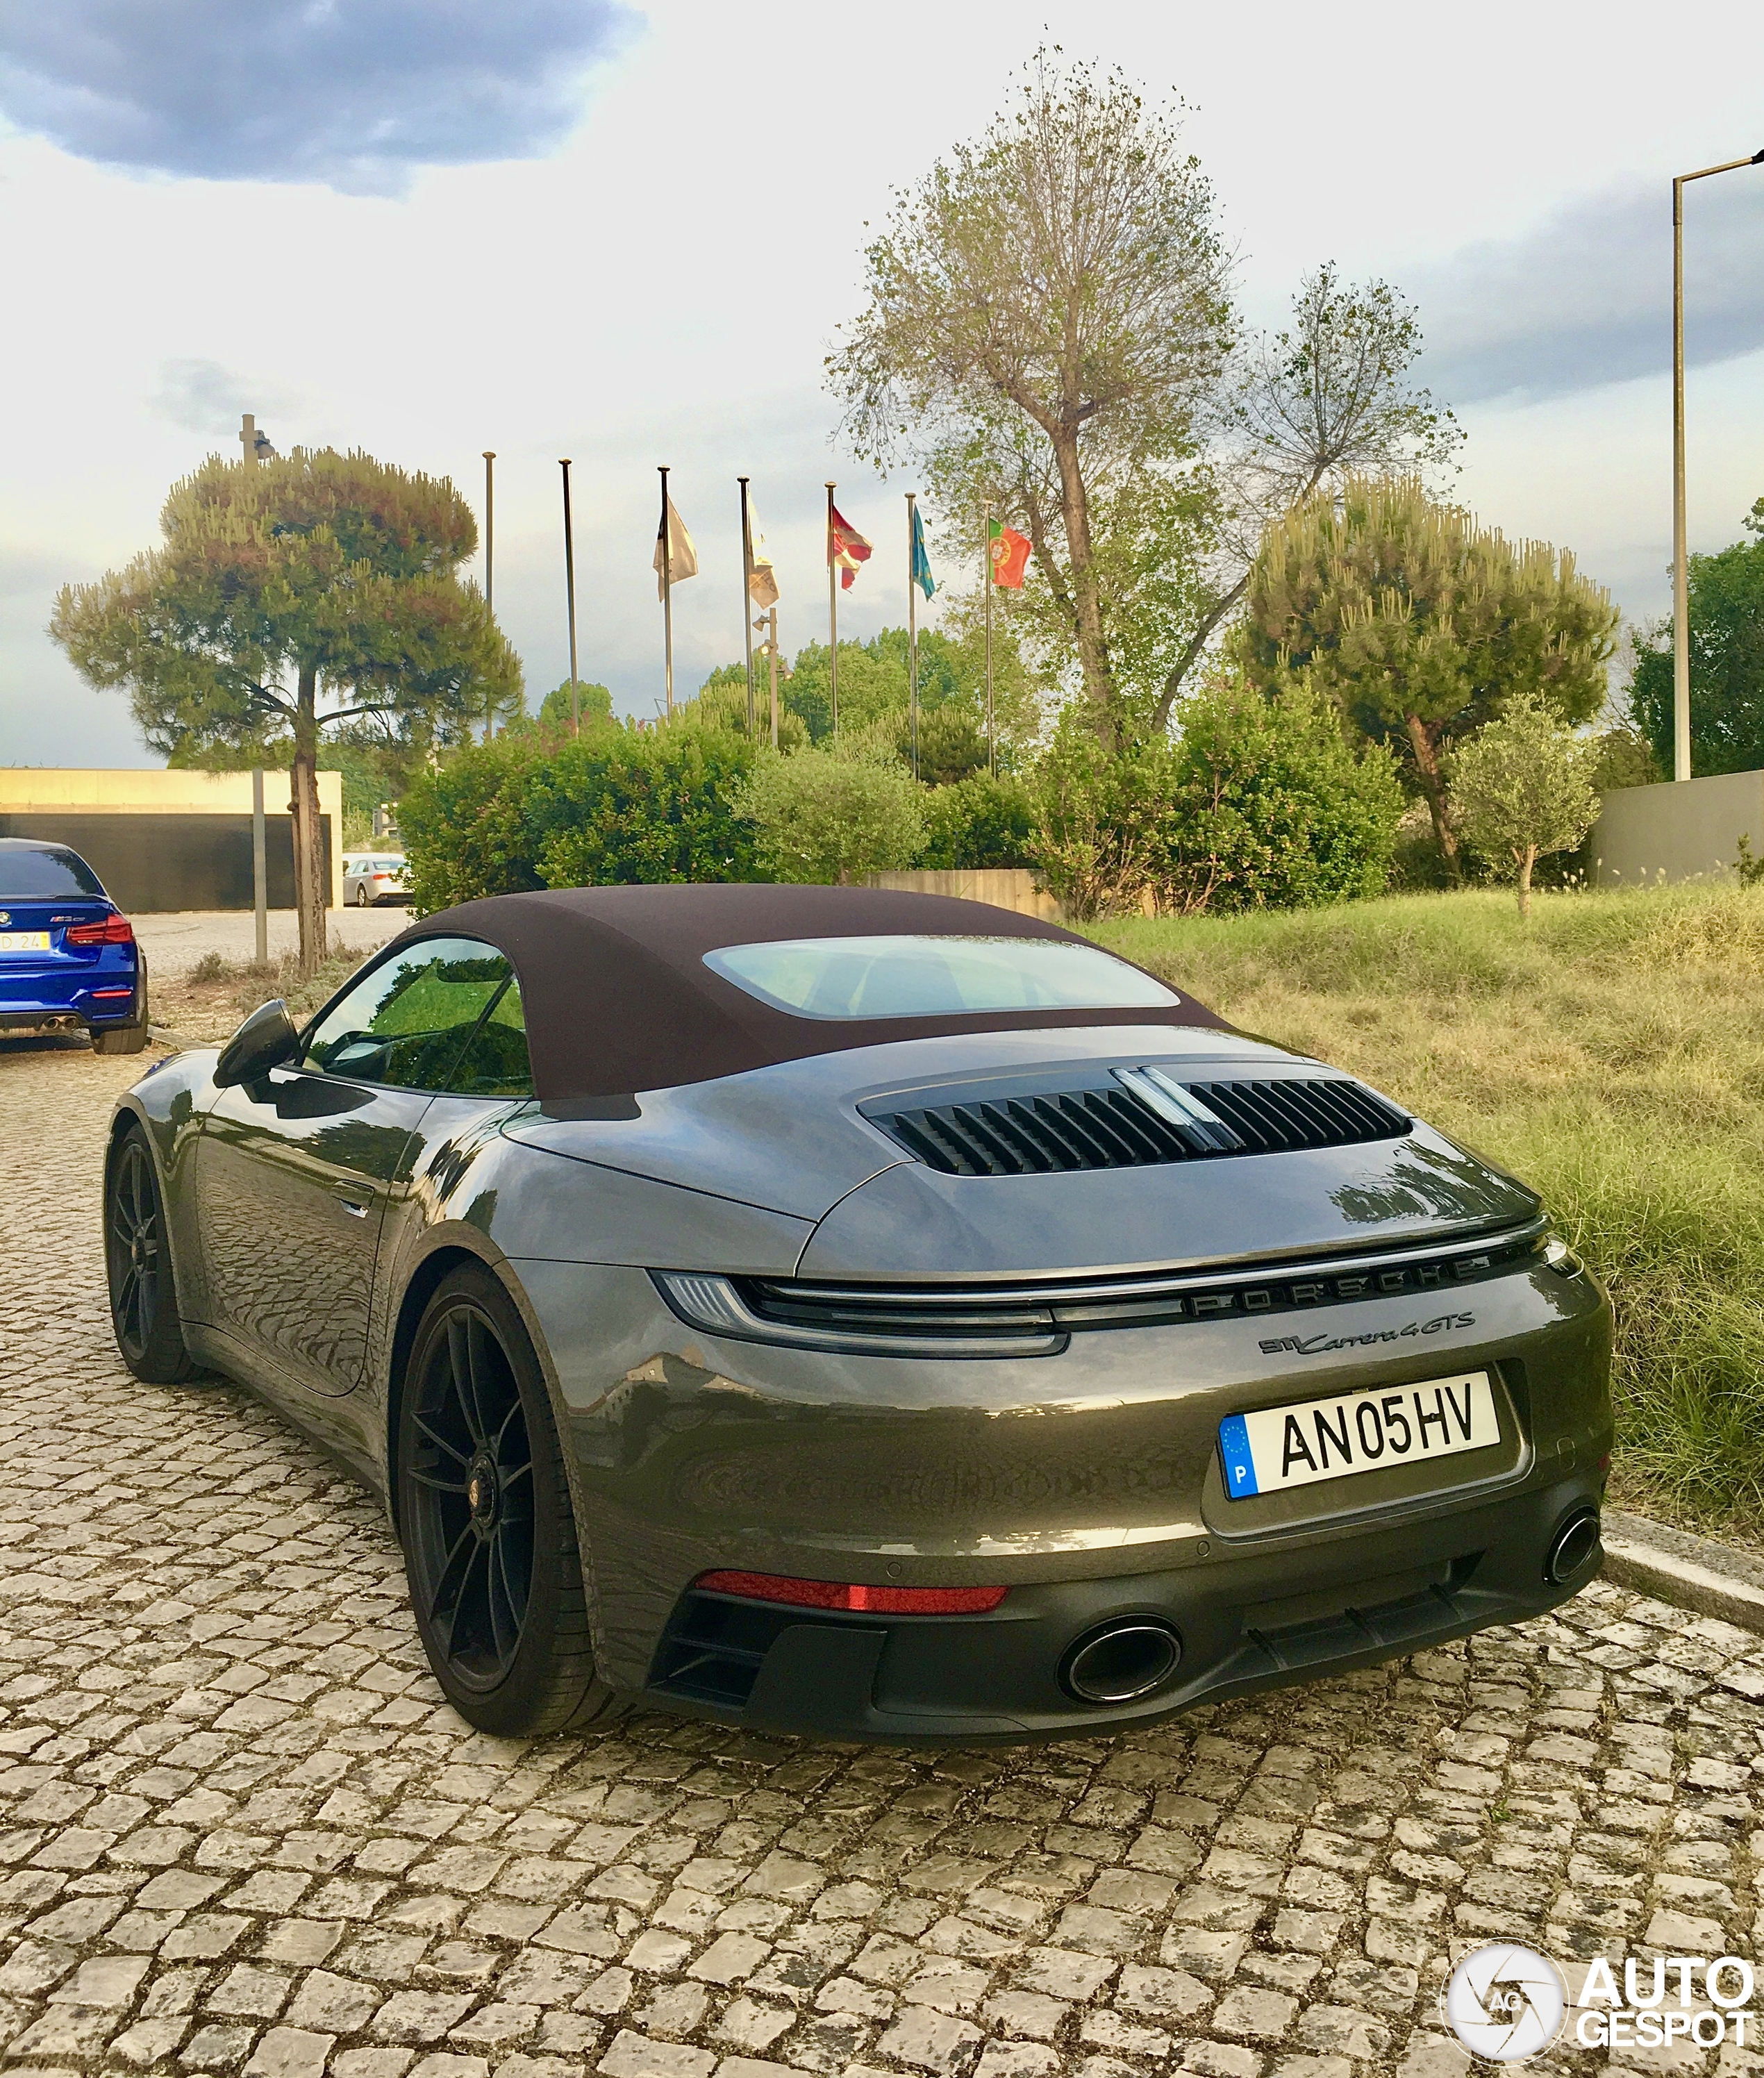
1443, 1944, 1567, 2061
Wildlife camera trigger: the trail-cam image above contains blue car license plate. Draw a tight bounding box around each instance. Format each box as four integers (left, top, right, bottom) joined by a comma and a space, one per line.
1219, 1371, 1498, 1499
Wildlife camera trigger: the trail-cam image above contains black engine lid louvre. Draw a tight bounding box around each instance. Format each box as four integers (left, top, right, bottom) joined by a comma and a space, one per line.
866, 1074, 1411, 1178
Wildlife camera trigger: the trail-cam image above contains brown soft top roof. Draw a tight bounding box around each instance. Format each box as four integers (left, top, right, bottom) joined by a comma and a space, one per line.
390, 883, 1229, 1102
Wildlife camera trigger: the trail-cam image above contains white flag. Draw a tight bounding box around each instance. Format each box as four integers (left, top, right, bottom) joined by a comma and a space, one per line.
747, 504, 779, 608
654, 497, 699, 599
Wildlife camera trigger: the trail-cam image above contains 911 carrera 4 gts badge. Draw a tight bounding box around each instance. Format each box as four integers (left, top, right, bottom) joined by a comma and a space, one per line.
1259, 1310, 1474, 1356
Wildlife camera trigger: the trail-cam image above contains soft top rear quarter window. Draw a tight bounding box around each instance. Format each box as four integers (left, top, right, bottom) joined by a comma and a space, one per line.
0, 843, 106, 900
705, 935, 1181, 1022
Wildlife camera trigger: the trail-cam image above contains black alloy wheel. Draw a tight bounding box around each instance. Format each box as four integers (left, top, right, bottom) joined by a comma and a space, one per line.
104, 1127, 194, 1383
397, 1265, 624, 1736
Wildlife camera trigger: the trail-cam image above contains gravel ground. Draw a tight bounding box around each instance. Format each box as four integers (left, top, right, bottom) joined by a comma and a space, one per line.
135, 913, 409, 981
0, 1038, 1761, 2078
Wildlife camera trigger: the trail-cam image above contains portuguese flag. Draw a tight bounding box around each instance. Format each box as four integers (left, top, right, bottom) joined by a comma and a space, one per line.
988, 517, 1031, 589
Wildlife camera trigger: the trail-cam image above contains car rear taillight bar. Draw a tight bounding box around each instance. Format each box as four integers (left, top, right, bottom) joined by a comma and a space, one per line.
693, 1570, 1006, 1615
64, 914, 135, 947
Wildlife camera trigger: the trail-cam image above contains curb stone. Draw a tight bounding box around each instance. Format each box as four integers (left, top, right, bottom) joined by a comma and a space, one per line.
1600, 1506, 1764, 1632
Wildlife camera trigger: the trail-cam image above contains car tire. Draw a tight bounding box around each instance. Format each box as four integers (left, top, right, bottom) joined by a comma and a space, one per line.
397, 1263, 626, 1737
93, 958, 150, 1054
105, 1125, 196, 1383
354, 884, 370, 907
93, 1023, 150, 1054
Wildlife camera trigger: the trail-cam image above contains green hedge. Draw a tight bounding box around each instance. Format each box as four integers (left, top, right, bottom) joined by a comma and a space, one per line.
399, 724, 758, 912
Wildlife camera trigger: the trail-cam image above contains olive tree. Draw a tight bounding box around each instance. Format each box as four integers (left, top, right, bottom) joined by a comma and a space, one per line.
1449, 695, 1599, 916
51, 448, 519, 970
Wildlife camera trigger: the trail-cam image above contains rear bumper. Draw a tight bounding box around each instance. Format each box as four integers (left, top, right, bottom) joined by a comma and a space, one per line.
515, 1247, 1613, 1743
0, 957, 141, 1029
641, 1473, 1605, 1742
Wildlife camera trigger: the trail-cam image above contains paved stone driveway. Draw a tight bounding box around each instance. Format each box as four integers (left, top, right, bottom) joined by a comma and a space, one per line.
1, 1041, 1761, 2078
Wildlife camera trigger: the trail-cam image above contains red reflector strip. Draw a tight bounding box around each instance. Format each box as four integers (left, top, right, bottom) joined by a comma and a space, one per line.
694, 1570, 1006, 1614
90, 989, 134, 999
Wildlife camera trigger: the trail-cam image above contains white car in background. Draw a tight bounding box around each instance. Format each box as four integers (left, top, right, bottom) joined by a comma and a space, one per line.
342, 853, 411, 906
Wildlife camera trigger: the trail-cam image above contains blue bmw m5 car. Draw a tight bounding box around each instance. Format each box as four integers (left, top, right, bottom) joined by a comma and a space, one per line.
0, 839, 149, 1053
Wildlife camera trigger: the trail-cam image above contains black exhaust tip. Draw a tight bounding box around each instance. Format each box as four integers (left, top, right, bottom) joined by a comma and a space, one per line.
1061, 1620, 1182, 1704
1547, 1508, 1601, 1585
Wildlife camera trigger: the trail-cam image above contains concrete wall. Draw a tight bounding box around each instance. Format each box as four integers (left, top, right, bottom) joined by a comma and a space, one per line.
0, 769, 345, 909
867, 867, 1065, 923
1589, 769, 1764, 886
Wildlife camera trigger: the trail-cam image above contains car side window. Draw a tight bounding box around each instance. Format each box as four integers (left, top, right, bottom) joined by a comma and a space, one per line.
447, 973, 533, 1097
302, 938, 525, 1094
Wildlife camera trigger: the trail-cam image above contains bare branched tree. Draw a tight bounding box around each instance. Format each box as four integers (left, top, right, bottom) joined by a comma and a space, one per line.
831, 52, 1233, 747
1150, 265, 1463, 731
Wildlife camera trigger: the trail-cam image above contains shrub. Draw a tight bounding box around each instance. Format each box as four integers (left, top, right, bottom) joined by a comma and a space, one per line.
1158, 676, 1404, 913
1028, 720, 1176, 920
398, 723, 757, 911
733, 749, 926, 884
918, 774, 1035, 869
533, 728, 759, 889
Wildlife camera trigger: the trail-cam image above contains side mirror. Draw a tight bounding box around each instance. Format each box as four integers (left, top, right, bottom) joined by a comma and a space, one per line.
213, 999, 301, 1088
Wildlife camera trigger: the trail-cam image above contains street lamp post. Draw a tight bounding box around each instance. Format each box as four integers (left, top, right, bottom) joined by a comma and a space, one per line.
482, 450, 496, 742
1671, 148, 1763, 782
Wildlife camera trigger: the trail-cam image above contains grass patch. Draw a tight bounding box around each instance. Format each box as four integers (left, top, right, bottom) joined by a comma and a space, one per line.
1091, 884, 1764, 1548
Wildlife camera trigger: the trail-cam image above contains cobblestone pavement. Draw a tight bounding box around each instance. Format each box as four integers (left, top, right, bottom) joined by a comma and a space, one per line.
1, 1040, 1761, 2078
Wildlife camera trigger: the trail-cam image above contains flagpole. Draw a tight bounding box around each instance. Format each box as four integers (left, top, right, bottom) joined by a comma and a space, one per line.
560, 458, 580, 735
482, 449, 496, 742
906, 492, 920, 781
767, 606, 780, 748
825, 482, 839, 743
659, 465, 675, 717
982, 497, 995, 776
739, 477, 756, 739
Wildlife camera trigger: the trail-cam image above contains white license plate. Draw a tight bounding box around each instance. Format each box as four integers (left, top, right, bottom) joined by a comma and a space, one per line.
0, 931, 50, 954
1219, 1371, 1499, 1499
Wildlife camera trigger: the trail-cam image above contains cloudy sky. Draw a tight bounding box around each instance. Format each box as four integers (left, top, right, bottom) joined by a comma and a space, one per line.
1, 0, 1761, 765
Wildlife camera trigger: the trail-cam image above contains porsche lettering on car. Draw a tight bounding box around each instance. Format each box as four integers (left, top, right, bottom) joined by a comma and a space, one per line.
103, 886, 1613, 1741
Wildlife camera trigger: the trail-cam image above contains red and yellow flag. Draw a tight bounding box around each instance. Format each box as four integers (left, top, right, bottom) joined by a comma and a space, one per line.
988, 518, 1031, 590
828, 506, 872, 590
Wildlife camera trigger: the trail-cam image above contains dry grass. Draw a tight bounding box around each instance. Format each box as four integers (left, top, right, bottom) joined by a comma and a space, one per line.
1092, 884, 1764, 1549
153, 941, 370, 1047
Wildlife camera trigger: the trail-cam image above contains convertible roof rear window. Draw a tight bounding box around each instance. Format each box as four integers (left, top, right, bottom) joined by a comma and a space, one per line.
705, 936, 1181, 1020
379, 885, 1229, 1102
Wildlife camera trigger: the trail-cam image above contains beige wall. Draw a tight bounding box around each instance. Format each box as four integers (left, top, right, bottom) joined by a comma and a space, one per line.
868, 867, 1065, 924
0, 768, 346, 907
1589, 770, 1764, 886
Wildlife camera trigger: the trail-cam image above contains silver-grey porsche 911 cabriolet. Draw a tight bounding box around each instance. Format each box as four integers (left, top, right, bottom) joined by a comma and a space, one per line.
104, 884, 1612, 1743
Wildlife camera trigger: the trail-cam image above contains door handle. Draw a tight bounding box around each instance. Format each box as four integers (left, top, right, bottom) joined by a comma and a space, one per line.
338, 1197, 369, 1218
